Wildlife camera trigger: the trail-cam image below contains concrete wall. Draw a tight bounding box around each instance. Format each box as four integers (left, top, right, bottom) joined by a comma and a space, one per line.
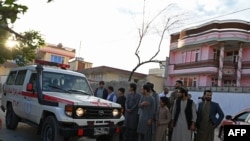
180, 91, 250, 116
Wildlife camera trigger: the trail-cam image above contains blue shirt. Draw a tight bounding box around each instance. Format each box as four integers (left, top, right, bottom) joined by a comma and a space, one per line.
96, 88, 104, 98
107, 92, 117, 102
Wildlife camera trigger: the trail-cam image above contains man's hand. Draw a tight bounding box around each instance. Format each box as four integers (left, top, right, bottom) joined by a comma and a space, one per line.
147, 119, 152, 125
190, 122, 196, 131
141, 101, 150, 107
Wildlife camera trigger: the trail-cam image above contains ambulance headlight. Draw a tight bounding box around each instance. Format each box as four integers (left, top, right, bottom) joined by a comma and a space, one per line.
75, 107, 85, 117
112, 109, 119, 117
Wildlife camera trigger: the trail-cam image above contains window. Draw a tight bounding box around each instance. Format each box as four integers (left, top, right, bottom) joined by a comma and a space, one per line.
42, 72, 92, 95
225, 51, 239, 62
195, 49, 199, 62
29, 73, 37, 92
213, 49, 219, 61
182, 52, 186, 63
15, 70, 27, 85
51, 55, 64, 63
6, 71, 17, 85
93, 74, 103, 81
181, 76, 197, 87
211, 78, 218, 86
235, 112, 250, 122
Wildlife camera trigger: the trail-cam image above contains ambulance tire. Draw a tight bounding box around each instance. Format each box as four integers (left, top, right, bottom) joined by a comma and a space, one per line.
41, 116, 63, 141
6, 103, 19, 129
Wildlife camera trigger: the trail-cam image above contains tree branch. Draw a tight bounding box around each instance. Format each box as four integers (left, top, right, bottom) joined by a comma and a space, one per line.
0, 24, 25, 39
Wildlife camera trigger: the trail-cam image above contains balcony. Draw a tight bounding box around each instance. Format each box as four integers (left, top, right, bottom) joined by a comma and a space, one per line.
242, 61, 250, 69
174, 59, 219, 70
223, 61, 237, 68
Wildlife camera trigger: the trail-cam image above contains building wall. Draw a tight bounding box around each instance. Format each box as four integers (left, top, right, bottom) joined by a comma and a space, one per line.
149, 68, 165, 77
167, 20, 250, 88
241, 77, 250, 86
242, 48, 250, 61
146, 75, 164, 93
0, 66, 12, 85
38, 44, 75, 64
199, 75, 209, 86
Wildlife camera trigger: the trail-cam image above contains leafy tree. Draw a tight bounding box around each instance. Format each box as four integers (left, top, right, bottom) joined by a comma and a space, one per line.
0, 0, 51, 65
128, 0, 185, 81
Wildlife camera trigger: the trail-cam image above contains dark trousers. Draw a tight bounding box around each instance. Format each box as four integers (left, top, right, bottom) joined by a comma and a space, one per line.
168, 128, 173, 141
218, 126, 223, 138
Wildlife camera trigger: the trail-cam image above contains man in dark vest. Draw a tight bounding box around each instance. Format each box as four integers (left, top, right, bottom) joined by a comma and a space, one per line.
171, 87, 197, 141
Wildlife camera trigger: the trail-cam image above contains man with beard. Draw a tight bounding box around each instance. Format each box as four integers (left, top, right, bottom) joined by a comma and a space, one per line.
171, 87, 197, 141
195, 90, 224, 141
168, 80, 183, 141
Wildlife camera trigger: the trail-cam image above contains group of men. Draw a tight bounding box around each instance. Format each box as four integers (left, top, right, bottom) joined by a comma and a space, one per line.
94, 80, 225, 141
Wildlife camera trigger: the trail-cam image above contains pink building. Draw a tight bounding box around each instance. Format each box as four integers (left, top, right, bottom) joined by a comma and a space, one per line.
166, 20, 250, 92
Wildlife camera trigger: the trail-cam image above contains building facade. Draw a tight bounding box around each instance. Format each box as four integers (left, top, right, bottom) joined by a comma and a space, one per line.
69, 57, 93, 72
0, 43, 78, 86
37, 43, 75, 64
166, 20, 250, 92
81, 66, 147, 83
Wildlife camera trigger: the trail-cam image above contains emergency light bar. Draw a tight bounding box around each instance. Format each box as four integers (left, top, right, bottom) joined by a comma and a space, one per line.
35, 59, 70, 69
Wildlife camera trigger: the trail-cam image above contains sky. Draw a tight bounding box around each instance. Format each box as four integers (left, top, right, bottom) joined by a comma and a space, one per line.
13, 0, 250, 74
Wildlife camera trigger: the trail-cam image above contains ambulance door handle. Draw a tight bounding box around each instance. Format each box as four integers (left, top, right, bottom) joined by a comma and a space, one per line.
24, 96, 26, 99
3, 93, 6, 96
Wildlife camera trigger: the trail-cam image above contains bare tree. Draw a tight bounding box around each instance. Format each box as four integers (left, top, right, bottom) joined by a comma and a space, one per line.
128, 0, 185, 81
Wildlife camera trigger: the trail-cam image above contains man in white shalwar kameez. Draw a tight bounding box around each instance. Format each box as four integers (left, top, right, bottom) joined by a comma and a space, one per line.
171, 87, 197, 141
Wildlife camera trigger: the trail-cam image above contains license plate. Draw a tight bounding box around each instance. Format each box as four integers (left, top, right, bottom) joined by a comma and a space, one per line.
94, 127, 110, 136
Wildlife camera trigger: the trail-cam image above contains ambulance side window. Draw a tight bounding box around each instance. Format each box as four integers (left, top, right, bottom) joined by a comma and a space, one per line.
15, 70, 27, 85
6, 71, 17, 85
29, 73, 37, 92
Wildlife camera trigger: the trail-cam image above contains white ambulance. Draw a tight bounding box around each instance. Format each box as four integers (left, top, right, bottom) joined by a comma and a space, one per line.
1, 60, 124, 141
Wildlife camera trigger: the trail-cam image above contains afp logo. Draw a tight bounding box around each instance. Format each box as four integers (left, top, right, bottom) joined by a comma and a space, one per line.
224, 125, 250, 141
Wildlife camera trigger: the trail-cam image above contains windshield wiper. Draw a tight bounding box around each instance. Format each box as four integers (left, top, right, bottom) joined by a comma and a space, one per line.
67, 89, 90, 95
47, 85, 71, 94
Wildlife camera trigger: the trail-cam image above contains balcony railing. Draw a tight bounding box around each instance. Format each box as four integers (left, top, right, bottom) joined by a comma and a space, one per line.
223, 61, 237, 68
167, 86, 250, 93
242, 61, 250, 69
173, 60, 250, 70
173, 59, 219, 70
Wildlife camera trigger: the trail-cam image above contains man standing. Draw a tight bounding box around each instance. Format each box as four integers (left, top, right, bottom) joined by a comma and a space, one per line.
171, 87, 197, 141
137, 84, 155, 141
106, 86, 117, 102
124, 83, 141, 141
158, 86, 170, 109
117, 87, 127, 141
170, 80, 183, 109
195, 90, 224, 141
94, 81, 108, 99
168, 80, 183, 141
159, 86, 169, 98
146, 82, 159, 141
